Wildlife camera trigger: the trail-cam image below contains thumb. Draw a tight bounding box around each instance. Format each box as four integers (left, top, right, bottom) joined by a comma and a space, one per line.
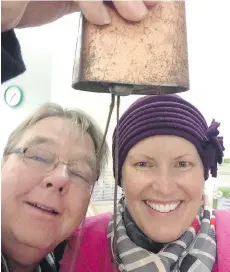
1, 1, 29, 31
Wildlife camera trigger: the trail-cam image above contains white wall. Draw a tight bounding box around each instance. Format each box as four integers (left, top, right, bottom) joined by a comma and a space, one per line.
0, 23, 54, 154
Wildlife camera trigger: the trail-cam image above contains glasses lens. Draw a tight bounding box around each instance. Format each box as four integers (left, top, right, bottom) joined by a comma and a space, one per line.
68, 162, 96, 186
24, 147, 55, 171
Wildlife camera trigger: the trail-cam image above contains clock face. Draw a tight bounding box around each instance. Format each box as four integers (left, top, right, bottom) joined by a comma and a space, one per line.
4, 86, 23, 107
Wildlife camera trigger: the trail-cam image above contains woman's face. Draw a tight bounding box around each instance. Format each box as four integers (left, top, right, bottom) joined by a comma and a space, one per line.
122, 135, 204, 243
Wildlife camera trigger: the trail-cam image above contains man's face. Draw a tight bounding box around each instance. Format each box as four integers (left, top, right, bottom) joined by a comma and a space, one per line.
1, 117, 97, 253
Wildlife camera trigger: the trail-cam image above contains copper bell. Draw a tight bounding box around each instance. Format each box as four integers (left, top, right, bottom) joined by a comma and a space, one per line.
72, 1, 189, 96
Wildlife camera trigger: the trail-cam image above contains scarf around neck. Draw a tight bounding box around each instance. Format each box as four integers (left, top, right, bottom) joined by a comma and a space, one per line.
123, 206, 164, 253
107, 198, 216, 272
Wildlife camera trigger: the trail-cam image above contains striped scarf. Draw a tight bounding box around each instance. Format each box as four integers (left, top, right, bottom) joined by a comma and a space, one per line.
108, 198, 216, 272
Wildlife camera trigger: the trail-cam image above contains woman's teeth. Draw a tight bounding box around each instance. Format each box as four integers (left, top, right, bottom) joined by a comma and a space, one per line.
146, 201, 180, 213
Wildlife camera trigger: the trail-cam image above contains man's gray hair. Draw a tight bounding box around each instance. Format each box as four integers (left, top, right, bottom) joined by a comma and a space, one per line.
3, 103, 109, 176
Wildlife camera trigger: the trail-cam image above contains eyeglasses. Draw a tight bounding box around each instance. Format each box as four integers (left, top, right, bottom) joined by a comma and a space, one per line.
6, 146, 96, 186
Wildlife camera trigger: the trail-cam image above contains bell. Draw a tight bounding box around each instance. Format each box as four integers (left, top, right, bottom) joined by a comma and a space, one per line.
72, 1, 189, 96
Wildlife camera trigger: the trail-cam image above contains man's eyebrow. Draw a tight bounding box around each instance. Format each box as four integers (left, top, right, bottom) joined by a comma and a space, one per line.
25, 136, 56, 147
25, 136, 97, 171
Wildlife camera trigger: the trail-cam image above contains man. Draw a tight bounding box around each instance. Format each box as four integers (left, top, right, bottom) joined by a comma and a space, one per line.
1, 102, 109, 271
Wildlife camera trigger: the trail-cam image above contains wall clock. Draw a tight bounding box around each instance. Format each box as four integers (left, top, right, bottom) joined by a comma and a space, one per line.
4, 85, 23, 108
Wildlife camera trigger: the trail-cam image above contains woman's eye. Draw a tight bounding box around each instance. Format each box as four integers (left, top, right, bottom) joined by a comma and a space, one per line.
135, 161, 151, 168
177, 161, 191, 168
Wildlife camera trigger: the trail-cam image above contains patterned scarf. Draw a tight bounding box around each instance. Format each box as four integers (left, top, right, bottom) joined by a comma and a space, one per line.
108, 198, 216, 272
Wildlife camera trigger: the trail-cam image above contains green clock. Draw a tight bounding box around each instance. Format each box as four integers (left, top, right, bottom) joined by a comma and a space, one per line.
4, 85, 23, 108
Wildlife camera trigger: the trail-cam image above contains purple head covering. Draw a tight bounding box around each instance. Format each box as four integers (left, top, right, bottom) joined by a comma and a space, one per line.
112, 95, 224, 186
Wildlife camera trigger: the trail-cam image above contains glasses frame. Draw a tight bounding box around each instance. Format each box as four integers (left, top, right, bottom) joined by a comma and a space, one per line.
6, 146, 96, 186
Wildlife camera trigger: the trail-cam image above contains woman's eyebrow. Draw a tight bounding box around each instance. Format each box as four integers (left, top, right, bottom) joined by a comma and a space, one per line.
128, 153, 195, 160
127, 154, 155, 160
174, 154, 194, 160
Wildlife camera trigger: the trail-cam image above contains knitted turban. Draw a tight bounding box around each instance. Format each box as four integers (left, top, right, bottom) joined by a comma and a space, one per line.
112, 95, 224, 186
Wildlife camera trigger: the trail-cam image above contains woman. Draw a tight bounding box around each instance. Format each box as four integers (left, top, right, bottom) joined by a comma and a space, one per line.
60, 95, 230, 272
